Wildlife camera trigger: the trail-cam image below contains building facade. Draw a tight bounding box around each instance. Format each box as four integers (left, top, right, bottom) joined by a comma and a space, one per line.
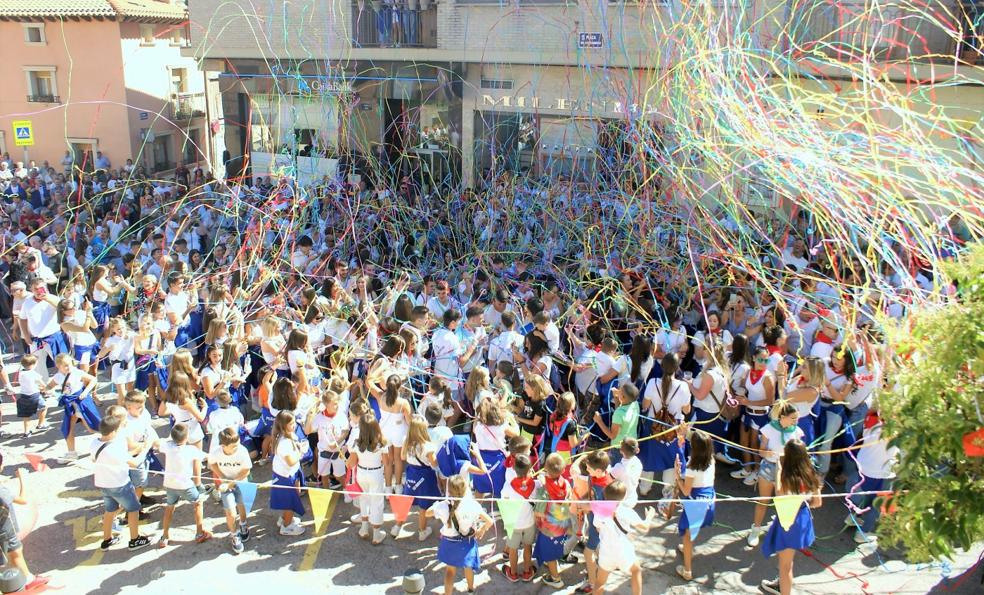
188, 0, 984, 192
0, 0, 208, 175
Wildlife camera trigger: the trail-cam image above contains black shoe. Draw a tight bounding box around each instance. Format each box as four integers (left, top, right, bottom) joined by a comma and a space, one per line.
560, 553, 580, 564
100, 536, 120, 550
327, 478, 343, 490
759, 579, 780, 595
305, 473, 319, 484
139, 495, 158, 506
239, 523, 250, 543
128, 535, 152, 551
119, 515, 129, 526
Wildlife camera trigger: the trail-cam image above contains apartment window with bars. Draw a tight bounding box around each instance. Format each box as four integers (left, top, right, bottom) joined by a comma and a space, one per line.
24, 67, 58, 103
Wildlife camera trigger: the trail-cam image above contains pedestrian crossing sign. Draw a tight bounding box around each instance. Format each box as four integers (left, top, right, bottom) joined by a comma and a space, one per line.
12, 120, 33, 146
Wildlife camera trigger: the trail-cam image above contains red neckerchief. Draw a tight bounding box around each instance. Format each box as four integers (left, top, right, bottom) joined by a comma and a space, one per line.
592, 344, 602, 352
511, 476, 536, 499
864, 410, 880, 431
504, 455, 515, 469
766, 345, 783, 356
322, 409, 335, 418
544, 476, 569, 500
590, 475, 613, 489
749, 369, 765, 384
814, 332, 834, 345
710, 328, 722, 335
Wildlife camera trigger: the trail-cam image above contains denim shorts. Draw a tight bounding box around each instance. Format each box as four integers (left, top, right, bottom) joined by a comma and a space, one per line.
220, 484, 244, 511
102, 483, 141, 514
0, 516, 21, 553
165, 485, 202, 506
128, 458, 149, 488
758, 460, 778, 483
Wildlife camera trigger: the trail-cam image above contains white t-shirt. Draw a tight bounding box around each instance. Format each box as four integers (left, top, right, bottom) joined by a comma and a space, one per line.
123, 410, 155, 446
473, 422, 507, 452
160, 440, 206, 490
428, 425, 453, 446
19, 297, 60, 338
272, 436, 301, 477
759, 423, 805, 463
644, 377, 689, 420
848, 363, 881, 410
208, 444, 253, 480
313, 412, 348, 452
431, 328, 462, 382
693, 367, 727, 414
487, 330, 523, 369
610, 456, 643, 507
432, 497, 485, 538
685, 460, 715, 488
418, 394, 453, 426
655, 327, 688, 355
90, 437, 131, 489
595, 505, 644, 562
52, 368, 86, 395
854, 423, 897, 479
574, 348, 614, 395
104, 335, 134, 364
17, 369, 43, 395
207, 408, 244, 441
65, 310, 97, 347
500, 478, 538, 530
165, 292, 191, 326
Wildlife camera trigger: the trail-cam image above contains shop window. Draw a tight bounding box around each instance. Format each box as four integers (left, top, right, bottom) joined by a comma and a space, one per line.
480, 78, 513, 90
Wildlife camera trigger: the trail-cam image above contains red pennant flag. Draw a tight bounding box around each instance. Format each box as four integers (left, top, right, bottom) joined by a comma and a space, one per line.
388, 494, 414, 524
962, 428, 984, 457
344, 471, 362, 497
24, 453, 48, 473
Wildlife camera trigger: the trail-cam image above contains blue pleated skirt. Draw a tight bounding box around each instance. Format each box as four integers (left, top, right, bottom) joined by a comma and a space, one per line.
678, 486, 716, 536
640, 433, 685, 474
534, 532, 565, 565
471, 450, 506, 497
59, 390, 102, 438
761, 503, 815, 558
438, 536, 480, 571
404, 463, 439, 510
269, 470, 305, 516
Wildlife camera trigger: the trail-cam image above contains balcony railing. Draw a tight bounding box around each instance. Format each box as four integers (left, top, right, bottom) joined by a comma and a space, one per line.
171, 92, 206, 120
789, 0, 982, 64
27, 94, 60, 103
351, 1, 437, 48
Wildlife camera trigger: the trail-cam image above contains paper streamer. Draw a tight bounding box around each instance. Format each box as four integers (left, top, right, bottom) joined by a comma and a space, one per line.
496, 498, 523, 539
774, 494, 808, 531
589, 499, 618, 518
24, 454, 48, 473
309, 489, 334, 535
682, 499, 712, 539
239, 481, 258, 515
388, 494, 414, 524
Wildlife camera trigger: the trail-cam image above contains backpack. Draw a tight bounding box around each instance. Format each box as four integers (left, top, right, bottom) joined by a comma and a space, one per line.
709, 367, 741, 422
649, 380, 681, 443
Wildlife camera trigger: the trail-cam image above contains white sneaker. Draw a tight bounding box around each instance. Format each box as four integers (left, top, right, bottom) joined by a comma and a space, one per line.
393, 485, 403, 495
350, 512, 363, 523
279, 522, 305, 536
854, 530, 875, 544
747, 526, 762, 547
418, 527, 433, 542
358, 522, 370, 539
276, 518, 284, 528
742, 471, 759, 486
715, 453, 737, 465
372, 529, 386, 545
390, 524, 401, 538
730, 468, 750, 479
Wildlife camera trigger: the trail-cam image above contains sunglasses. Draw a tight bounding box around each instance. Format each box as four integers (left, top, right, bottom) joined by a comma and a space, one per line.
754, 357, 769, 363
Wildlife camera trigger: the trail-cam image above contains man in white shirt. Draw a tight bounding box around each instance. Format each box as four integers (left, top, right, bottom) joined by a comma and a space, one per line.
17, 278, 68, 373
483, 288, 514, 333
164, 273, 198, 348
426, 280, 459, 321
94, 151, 111, 171
432, 309, 478, 399
90, 415, 152, 551
456, 305, 487, 380
781, 238, 810, 272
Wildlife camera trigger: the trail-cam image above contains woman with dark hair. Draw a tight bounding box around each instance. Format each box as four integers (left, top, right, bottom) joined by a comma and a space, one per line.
639, 352, 690, 502
815, 347, 858, 480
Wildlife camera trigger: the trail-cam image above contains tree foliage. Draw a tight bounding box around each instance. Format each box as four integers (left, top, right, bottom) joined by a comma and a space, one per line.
879, 244, 984, 562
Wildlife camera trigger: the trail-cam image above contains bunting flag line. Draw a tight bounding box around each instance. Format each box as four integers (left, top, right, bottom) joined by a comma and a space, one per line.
24, 453, 49, 473
239, 481, 259, 515
496, 499, 523, 540
682, 499, 712, 540
774, 494, 809, 531
388, 494, 414, 524
309, 489, 334, 535
589, 499, 619, 518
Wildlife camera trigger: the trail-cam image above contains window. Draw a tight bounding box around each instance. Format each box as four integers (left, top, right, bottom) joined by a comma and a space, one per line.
140, 24, 155, 45
68, 139, 98, 173
0, 131, 6, 156
24, 67, 58, 103
153, 135, 173, 171
481, 78, 513, 90
170, 67, 188, 94
23, 24, 45, 44
170, 28, 183, 46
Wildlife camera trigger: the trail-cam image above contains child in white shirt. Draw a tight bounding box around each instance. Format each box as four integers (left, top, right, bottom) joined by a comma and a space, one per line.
14, 354, 47, 436
206, 391, 245, 453
610, 438, 643, 508
158, 423, 210, 547
499, 454, 538, 582
305, 390, 349, 490
208, 427, 253, 554
592, 481, 658, 595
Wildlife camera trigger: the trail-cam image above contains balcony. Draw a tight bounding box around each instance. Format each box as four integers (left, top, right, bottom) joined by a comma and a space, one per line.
27, 94, 60, 103
351, 1, 437, 48
789, 0, 982, 64
171, 91, 206, 120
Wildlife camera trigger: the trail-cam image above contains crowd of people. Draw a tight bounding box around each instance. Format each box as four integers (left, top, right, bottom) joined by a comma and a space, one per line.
0, 150, 970, 595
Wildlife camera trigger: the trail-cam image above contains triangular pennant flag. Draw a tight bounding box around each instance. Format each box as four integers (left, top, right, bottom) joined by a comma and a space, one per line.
589, 500, 618, 518
774, 494, 808, 531
344, 470, 363, 497
309, 489, 334, 534
238, 481, 258, 515
14, 500, 39, 541
496, 499, 523, 540
24, 453, 48, 472
682, 499, 711, 540
388, 494, 414, 524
